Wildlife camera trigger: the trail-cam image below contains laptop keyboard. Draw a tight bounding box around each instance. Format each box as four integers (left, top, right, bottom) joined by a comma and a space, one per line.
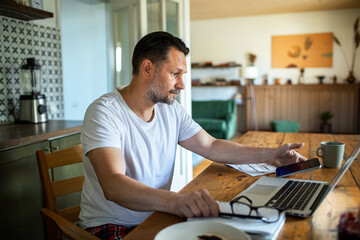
265, 180, 321, 211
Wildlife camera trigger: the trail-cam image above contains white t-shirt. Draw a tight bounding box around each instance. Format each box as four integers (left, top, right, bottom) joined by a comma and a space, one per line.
79, 88, 201, 228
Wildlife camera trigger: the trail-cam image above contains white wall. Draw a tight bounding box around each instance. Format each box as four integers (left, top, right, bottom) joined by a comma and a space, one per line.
61, 0, 110, 120
190, 9, 360, 85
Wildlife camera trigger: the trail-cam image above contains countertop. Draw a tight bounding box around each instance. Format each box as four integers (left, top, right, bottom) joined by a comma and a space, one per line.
0, 120, 83, 151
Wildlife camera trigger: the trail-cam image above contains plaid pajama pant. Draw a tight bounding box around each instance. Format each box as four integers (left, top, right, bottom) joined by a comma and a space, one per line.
85, 223, 136, 240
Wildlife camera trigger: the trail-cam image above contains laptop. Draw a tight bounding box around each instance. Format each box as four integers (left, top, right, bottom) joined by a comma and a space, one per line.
234, 142, 360, 218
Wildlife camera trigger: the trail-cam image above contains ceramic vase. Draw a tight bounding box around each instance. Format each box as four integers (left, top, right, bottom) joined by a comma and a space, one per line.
346, 71, 356, 84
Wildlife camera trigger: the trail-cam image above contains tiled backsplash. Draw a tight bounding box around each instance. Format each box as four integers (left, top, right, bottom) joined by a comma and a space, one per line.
0, 16, 64, 123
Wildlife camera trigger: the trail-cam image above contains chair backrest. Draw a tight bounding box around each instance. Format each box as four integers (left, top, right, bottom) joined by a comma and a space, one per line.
37, 144, 84, 223
270, 120, 300, 133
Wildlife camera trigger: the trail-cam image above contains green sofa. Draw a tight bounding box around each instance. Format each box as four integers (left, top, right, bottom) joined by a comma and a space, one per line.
192, 100, 237, 139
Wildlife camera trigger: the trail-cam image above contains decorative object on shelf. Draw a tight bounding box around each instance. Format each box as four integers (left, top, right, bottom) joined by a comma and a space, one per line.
298, 68, 305, 84
243, 66, 259, 85
248, 53, 256, 65
346, 71, 356, 84
227, 61, 240, 67
333, 17, 359, 84
16, 0, 29, 6
274, 78, 281, 85
317, 75, 325, 84
320, 111, 334, 133
263, 74, 268, 85
191, 62, 200, 68
217, 61, 240, 67
332, 75, 337, 84
29, 0, 42, 10
202, 61, 213, 67
214, 78, 227, 86
287, 79, 292, 85
191, 78, 201, 86
243, 52, 258, 84
230, 80, 241, 86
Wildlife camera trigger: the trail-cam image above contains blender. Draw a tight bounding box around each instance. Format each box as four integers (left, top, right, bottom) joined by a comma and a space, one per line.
19, 58, 48, 123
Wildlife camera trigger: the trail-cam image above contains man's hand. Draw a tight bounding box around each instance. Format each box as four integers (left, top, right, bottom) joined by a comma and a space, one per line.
269, 143, 307, 167
170, 189, 219, 218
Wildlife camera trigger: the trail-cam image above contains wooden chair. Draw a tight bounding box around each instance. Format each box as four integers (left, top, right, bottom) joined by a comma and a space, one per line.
36, 144, 99, 240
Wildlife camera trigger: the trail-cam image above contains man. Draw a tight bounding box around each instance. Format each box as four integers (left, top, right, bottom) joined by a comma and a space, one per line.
79, 31, 306, 239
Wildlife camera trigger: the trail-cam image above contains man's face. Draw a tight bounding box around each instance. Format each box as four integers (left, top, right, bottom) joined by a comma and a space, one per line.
147, 48, 187, 104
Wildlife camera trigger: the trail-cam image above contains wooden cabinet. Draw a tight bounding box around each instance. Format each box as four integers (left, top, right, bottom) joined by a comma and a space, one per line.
245, 84, 360, 133
0, 133, 81, 240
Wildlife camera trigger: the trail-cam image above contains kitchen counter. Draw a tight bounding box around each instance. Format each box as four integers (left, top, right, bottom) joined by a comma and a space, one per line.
0, 120, 82, 151
0, 120, 83, 240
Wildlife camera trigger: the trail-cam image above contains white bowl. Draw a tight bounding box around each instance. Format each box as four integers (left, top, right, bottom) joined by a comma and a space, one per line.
155, 220, 251, 240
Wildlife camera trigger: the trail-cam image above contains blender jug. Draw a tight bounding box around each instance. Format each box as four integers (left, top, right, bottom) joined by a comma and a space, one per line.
21, 57, 41, 94
19, 58, 48, 123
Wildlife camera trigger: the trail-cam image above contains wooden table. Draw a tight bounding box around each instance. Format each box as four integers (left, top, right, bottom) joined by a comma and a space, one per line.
124, 131, 360, 240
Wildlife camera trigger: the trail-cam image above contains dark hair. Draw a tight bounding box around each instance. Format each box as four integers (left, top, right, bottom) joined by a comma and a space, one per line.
131, 31, 189, 75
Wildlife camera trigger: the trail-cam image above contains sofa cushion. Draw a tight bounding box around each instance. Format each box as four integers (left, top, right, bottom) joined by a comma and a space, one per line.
192, 100, 233, 119
192, 100, 237, 139
193, 118, 227, 132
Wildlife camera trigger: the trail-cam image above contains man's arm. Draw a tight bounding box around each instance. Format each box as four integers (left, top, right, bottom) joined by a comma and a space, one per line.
179, 129, 306, 167
87, 147, 219, 218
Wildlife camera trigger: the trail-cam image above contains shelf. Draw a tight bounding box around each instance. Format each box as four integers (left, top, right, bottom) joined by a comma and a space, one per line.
192, 64, 242, 69
0, 0, 53, 21
192, 84, 242, 87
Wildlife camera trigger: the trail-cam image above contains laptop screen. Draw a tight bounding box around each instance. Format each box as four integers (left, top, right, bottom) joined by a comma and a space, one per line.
328, 142, 360, 191
310, 142, 360, 213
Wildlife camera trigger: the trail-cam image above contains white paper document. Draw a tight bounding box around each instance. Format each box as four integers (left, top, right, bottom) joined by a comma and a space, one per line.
227, 163, 276, 176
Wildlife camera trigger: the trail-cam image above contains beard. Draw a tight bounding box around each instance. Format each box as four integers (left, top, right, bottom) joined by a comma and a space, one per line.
147, 71, 180, 105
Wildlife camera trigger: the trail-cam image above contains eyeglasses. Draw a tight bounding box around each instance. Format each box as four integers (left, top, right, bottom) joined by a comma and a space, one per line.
219, 196, 284, 223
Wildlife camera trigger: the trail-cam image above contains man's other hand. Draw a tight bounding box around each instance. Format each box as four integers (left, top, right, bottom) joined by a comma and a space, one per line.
269, 143, 307, 167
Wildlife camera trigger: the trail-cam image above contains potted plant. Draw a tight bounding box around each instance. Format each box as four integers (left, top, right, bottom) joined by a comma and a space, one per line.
333, 17, 359, 83
320, 111, 334, 133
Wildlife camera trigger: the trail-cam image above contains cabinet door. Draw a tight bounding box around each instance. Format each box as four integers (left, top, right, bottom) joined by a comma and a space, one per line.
0, 141, 49, 240
50, 133, 83, 210
49, 132, 81, 152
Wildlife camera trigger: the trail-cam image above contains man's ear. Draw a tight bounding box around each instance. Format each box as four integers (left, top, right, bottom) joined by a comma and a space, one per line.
140, 59, 153, 79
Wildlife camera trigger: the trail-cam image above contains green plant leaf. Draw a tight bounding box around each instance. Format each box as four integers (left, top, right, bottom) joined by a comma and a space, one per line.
333, 35, 341, 46
322, 52, 333, 58
354, 17, 359, 33
320, 111, 334, 124
355, 30, 360, 49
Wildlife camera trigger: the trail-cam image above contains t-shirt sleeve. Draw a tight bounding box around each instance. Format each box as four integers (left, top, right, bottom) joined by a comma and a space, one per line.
176, 102, 202, 141
81, 101, 123, 155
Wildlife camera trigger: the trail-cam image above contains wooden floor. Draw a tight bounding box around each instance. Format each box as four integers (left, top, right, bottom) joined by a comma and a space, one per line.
192, 133, 243, 178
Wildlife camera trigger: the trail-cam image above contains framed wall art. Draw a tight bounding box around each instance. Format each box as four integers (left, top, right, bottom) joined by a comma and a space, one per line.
272, 32, 333, 68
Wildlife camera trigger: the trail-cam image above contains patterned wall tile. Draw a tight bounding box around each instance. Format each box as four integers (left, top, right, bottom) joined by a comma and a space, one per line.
0, 18, 6, 120
0, 16, 64, 122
